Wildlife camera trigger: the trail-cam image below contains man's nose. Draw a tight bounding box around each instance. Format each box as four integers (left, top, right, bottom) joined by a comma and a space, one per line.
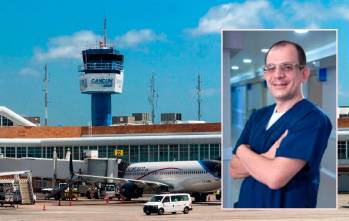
274, 67, 286, 78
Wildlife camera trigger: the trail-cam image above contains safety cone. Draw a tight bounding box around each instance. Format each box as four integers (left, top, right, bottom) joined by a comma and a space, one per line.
42, 204, 46, 211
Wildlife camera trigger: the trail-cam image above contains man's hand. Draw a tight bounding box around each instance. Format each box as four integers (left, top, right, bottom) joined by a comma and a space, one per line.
231, 130, 288, 180
235, 129, 306, 190
230, 144, 250, 179
262, 130, 288, 159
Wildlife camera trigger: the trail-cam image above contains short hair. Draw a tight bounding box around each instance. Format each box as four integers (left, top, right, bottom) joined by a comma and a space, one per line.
264, 40, 306, 65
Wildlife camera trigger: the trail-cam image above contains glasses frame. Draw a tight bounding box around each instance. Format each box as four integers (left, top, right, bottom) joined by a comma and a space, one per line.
263, 63, 305, 74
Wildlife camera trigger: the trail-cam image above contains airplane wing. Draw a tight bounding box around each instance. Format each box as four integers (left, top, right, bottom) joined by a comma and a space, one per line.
75, 174, 170, 189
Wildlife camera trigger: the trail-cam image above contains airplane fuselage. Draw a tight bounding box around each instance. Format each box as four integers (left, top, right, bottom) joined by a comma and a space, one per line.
124, 160, 220, 193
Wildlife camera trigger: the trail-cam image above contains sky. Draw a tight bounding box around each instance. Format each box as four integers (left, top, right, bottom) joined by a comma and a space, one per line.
0, 0, 348, 125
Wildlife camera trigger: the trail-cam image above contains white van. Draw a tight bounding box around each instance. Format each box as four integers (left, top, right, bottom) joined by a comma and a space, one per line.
143, 193, 192, 215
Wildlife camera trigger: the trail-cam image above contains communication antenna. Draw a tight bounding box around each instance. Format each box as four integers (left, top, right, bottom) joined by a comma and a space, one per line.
148, 73, 158, 124
44, 64, 48, 126
196, 73, 202, 121
104, 17, 107, 47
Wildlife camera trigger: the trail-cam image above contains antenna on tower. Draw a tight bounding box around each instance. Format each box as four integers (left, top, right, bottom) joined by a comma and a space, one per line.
44, 64, 49, 126
148, 73, 158, 124
196, 73, 202, 121
103, 17, 107, 47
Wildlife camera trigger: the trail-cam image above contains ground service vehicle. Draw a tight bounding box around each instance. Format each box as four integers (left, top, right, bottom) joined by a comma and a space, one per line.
0, 181, 21, 206
143, 193, 192, 215
85, 183, 118, 200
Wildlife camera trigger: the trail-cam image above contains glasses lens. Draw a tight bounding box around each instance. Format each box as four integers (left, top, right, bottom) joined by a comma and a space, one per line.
280, 64, 294, 72
264, 63, 304, 73
264, 64, 275, 73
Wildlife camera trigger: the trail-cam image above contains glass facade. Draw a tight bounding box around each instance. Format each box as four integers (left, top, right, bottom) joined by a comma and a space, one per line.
159, 145, 168, 161
98, 146, 107, 158
339, 141, 347, 159
200, 144, 209, 160
107, 146, 116, 158
17, 147, 27, 158
28, 147, 42, 158
179, 144, 189, 161
5, 147, 15, 158
189, 144, 199, 160
149, 145, 158, 162
73, 146, 80, 160
210, 143, 220, 160
169, 144, 179, 161
42, 147, 47, 158
80, 146, 88, 160
130, 145, 139, 163
47, 147, 53, 159
0, 116, 14, 126
140, 145, 148, 162
56, 147, 63, 159
0, 143, 221, 163
89, 146, 97, 151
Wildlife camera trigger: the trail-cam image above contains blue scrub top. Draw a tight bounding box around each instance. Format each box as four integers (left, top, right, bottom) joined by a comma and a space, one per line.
232, 99, 332, 208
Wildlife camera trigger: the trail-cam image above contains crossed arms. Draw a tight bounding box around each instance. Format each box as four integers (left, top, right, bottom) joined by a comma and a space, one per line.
230, 130, 306, 190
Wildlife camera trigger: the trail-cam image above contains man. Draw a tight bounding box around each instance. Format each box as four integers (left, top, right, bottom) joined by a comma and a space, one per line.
230, 40, 332, 208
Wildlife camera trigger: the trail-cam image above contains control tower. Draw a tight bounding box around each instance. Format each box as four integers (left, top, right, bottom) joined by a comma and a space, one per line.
79, 20, 124, 126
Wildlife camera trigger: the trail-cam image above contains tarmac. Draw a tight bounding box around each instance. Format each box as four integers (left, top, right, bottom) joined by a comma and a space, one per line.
1, 194, 349, 220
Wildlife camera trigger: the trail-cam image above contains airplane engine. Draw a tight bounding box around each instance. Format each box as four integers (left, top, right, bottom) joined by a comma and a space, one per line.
119, 182, 143, 200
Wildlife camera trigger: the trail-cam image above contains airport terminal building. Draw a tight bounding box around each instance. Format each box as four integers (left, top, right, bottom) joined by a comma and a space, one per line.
0, 124, 221, 163
338, 115, 349, 192
0, 107, 221, 191
0, 106, 220, 164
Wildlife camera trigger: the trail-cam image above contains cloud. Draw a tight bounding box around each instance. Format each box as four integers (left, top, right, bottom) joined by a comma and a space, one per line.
201, 88, 219, 97
18, 67, 40, 77
189, 0, 273, 35
191, 88, 219, 97
35, 31, 100, 61
189, 0, 349, 35
34, 29, 166, 61
282, 1, 349, 22
114, 29, 166, 49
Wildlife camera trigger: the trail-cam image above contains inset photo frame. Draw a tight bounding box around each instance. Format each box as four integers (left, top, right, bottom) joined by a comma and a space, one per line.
221, 30, 337, 208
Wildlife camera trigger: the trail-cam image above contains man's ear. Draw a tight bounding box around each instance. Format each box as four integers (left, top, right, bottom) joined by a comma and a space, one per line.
302, 66, 310, 82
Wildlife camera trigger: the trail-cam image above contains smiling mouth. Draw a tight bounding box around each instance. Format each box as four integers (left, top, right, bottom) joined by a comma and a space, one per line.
272, 82, 288, 87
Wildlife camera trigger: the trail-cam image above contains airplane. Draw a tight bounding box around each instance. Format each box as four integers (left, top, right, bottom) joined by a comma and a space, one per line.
49, 150, 221, 202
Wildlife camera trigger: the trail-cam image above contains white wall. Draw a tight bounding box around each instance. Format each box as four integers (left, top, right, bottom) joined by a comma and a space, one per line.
222, 48, 234, 208
0, 158, 86, 179
316, 64, 337, 208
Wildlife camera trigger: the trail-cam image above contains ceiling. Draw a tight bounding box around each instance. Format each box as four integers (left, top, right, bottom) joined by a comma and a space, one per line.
223, 30, 336, 79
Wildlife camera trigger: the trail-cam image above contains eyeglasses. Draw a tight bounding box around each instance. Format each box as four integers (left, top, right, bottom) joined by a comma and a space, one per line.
263, 63, 305, 74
